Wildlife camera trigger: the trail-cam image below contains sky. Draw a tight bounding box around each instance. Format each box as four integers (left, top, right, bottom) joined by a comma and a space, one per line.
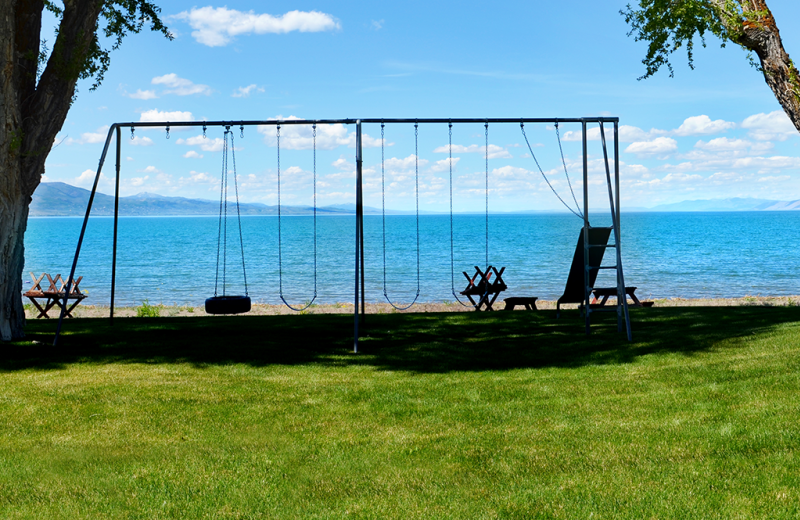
42, 1, 800, 213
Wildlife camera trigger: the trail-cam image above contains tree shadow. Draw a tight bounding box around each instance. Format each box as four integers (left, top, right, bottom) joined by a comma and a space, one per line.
3, 306, 799, 373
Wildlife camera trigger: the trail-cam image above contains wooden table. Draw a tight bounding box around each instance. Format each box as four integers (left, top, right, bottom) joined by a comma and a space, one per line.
503, 297, 538, 311
460, 266, 507, 311
23, 272, 88, 318
591, 286, 642, 307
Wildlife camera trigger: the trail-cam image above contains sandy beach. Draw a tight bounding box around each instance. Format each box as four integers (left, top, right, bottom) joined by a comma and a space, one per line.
24, 294, 800, 319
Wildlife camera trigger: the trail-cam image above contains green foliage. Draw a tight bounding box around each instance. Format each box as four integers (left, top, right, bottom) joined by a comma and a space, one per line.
46, 0, 172, 91
621, 0, 734, 79
135, 300, 161, 318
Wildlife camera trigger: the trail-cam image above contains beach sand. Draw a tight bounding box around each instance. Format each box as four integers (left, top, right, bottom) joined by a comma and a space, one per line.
25, 294, 800, 319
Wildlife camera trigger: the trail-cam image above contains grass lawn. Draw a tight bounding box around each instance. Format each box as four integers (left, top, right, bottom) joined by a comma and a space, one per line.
2, 307, 800, 519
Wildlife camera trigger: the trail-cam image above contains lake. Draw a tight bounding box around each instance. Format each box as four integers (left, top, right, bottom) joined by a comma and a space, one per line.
22, 211, 800, 307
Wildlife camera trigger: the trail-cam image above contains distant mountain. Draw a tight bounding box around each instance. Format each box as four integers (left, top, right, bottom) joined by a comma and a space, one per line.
30, 182, 356, 217
644, 197, 795, 212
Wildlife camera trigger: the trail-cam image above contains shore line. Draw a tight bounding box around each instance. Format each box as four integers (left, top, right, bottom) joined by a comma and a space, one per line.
25, 295, 800, 319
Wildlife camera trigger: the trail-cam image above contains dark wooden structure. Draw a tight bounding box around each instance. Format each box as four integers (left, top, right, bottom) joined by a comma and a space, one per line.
23, 272, 87, 318
591, 286, 644, 307
460, 265, 507, 311
503, 297, 538, 311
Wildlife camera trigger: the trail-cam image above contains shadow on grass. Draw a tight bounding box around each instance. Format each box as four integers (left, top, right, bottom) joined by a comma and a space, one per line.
4, 306, 800, 373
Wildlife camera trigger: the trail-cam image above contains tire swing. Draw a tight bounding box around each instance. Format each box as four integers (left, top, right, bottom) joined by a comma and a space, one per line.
205, 126, 251, 315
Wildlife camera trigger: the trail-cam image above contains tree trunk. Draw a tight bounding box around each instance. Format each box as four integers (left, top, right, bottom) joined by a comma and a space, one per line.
0, 182, 30, 341
0, 0, 103, 340
713, 0, 800, 133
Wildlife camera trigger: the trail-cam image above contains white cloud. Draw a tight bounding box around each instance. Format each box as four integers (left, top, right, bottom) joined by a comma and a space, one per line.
128, 89, 158, 100
174, 7, 340, 47
232, 84, 263, 98
741, 110, 798, 141
332, 156, 353, 170
429, 157, 460, 173
624, 137, 678, 157
65, 126, 109, 145
257, 117, 384, 150
371, 19, 384, 30
151, 74, 212, 96
432, 143, 511, 159
139, 109, 194, 122
74, 169, 98, 187
130, 176, 149, 187
672, 115, 736, 136
130, 136, 154, 146
562, 125, 666, 143
694, 137, 752, 152
176, 135, 225, 152
183, 150, 203, 158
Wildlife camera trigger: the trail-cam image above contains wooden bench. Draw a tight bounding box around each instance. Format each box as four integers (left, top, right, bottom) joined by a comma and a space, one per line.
591, 286, 643, 307
23, 272, 88, 319
503, 297, 538, 311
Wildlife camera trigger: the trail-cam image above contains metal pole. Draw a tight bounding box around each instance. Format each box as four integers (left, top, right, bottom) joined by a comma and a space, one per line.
354, 120, 363, 353
582, 120, 590, 336
615, 122, 632, 341
110, 126, 121, 324
54, 126, 117, 346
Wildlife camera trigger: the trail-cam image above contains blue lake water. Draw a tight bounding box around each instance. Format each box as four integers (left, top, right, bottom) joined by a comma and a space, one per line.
22, 212, 800, 307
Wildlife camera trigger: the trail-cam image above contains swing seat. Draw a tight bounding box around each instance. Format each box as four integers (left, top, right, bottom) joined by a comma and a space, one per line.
205, 295, 251, 315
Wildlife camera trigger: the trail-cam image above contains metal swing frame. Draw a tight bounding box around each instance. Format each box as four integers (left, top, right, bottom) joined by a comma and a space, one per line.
53, 117, 629, 351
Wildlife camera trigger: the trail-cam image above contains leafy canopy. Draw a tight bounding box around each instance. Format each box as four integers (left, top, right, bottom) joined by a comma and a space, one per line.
621, 0, 750, 80
44, 0, 171, 90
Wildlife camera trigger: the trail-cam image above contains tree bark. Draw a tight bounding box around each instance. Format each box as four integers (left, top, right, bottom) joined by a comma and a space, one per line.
1, 0, 103, 341
712, 0, 800, 133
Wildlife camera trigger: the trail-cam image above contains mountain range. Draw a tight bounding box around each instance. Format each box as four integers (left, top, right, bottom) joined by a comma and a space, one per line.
28, 182, 800, 216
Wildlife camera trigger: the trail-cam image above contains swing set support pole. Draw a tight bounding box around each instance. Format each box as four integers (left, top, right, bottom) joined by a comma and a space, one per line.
111, 127, 121, 324
354, 120, 363, 353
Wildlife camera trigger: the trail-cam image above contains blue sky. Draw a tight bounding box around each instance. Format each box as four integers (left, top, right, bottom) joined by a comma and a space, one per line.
44, 1, 800, 212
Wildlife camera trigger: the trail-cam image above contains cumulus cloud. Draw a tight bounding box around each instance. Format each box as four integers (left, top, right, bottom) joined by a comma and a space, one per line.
130, 136, 154, 146
741, 110, 798, 141
232, 84, 264, 98
694, 137, 753, 152
624, 137, 678, 157
176, 135, 225, 152
561, 125, 666, 143
258, 117, 384, 150
64, 126, 110, 145
151, 74, 212, 96
429, 157, 460, 173
672, 115, 736, 136
183, 150, 203, 158
139, 109, 194, 122
432, 143, 511, 159
174, 7, 340, 47
127, 89, 158, 100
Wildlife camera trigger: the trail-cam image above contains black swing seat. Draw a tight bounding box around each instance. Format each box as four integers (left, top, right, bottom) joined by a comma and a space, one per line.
205, 295, 251, 315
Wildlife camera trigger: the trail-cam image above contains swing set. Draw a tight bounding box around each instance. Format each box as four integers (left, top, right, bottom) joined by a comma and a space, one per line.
53, 117, 631, 350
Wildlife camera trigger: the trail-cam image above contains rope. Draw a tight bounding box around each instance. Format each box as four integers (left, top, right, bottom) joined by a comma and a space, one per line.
278, 123, 319, 311
449, 122, 469, 306
213, 129, 248, 297
230, 132, 248, 296
555, 121, 583, 218
484, 121, 489, 271
520, 122, 584, 219
382, 121, 421, 310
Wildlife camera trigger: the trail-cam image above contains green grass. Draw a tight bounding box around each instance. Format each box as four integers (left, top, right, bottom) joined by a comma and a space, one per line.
2, 307, 800, 518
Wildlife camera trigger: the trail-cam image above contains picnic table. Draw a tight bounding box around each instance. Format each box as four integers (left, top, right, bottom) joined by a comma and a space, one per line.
591, 286, 645, 307
460, 266, 507, 311
23, 272, 88, 318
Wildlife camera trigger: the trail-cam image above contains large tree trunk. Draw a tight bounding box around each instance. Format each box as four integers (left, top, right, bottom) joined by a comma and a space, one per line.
713, 0, 800, 133
1, 0, 103, 341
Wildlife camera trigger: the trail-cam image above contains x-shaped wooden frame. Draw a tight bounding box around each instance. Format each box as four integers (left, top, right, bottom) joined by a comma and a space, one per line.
460, 265, 507, 311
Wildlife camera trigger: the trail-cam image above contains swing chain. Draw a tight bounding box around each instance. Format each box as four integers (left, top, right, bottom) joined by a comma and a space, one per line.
165, 125, 170, 139
202, 124, 207, 138
130, 127, 135, 140
520, 122, 583, 219
240, 124, 244, 138
485, 121, 489, 271
448, 121, 469, 307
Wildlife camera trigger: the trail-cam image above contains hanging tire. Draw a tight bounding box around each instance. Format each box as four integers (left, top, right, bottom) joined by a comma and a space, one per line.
205, 295, 251, 315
